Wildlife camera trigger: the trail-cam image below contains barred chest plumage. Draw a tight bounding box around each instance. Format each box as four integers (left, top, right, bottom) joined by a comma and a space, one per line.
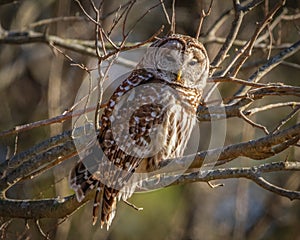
99, 69, 200, 169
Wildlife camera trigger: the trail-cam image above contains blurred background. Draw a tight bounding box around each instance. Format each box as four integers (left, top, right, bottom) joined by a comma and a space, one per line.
0, 0, 300, 239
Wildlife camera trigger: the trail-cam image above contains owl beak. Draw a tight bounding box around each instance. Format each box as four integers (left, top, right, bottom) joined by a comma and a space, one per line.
176, 69, 182, 82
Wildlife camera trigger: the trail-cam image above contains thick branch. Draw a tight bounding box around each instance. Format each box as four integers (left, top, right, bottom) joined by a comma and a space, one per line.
0, 161, 298, 219
159, 123, 300, 169
0, 30, 100, 56
166, 161, 300, 200
1, 122, 299, 195
0, 191, 93, 219
198, 84, 300, 121
194, 123, 300, 166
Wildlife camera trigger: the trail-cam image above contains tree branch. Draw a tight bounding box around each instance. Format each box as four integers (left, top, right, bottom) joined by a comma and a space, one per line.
0, 161, 298, 219
159, 123, 300, 169
1, 122, 299, 196
165, 161, 300, 200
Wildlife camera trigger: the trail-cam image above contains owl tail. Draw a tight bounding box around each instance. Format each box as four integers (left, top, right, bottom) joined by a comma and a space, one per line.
69, 162, 119, 230
93, 184, 119, 229
69, 162, 99, 202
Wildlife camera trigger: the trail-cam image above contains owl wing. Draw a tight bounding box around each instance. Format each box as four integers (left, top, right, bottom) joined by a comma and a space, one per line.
70, 69, 170, 228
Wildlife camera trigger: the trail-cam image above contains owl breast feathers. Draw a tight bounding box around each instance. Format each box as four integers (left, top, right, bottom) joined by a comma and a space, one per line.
69, 34, 209, 229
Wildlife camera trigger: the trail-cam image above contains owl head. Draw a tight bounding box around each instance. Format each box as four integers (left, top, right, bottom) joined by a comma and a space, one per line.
138, 34, 209, 90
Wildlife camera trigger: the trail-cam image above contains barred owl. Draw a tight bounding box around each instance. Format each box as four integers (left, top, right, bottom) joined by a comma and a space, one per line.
70, 34, 209, 229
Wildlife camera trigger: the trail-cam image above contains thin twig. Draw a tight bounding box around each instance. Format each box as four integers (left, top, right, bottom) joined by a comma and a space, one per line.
205, 8, 232, 38
272, 106, 300, 134
209, 76, 270, 87
49, 42, 90, 71
35, 220, 50, 240
0, 107, 99, 138
281, 61, 300, 70
170, 0, 176, 33
205, 0, 245, 101
246, 102, 300, 116
195, 0, 213, 39
123, 200, 143, 211
239, 110, 269, 135
210, 0, 244, 70
107, 1, 132, 36
234, 39, 300, 97
207, 181, 224, 188
27, 16, 88, 29
122, 1, 162, 42
229, 0, 286, 77
281, 12, 300, 21
159, 0, 171, 25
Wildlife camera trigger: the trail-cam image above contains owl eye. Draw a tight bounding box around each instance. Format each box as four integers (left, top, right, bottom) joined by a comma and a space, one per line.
188, 58, 199, 66
165, 55, 175, 62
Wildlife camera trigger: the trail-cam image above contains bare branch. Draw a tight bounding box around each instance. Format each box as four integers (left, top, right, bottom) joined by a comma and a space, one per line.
272, 106, 300, 134
210, 0, 244, 70
199, 85, 300, 121
239, 110, 269, 135
159, 123, 300, 169
159, 0, 171, 25
165, 161, 300, 200
234, 39, 300, 97
0, 30, 98, 56
0, 105, 101, 137
0, 161, 298, 219
27, 16, 88, 29
1, 122, 298, 197
0, 191, 94, 219
195, 0, 213, 39
246, 102, 300, 116
229, 0, 286, 76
